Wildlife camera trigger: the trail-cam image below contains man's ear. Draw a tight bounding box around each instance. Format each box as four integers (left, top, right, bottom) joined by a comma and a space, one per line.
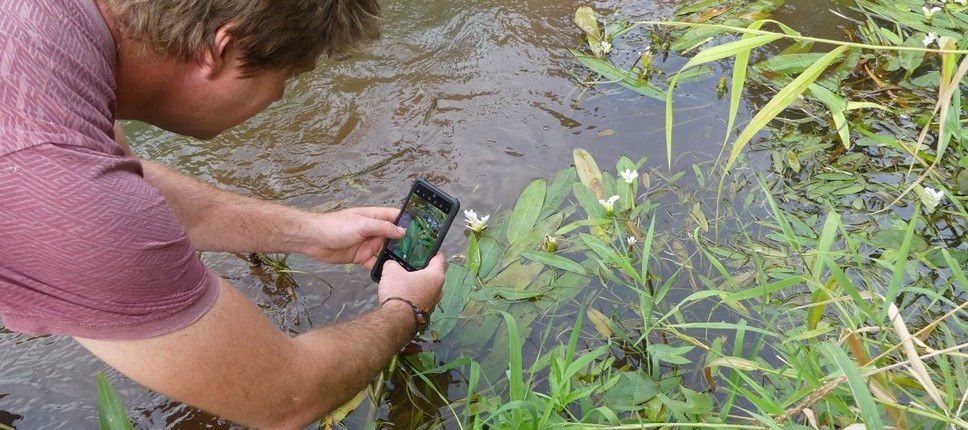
199, 22, 238, 79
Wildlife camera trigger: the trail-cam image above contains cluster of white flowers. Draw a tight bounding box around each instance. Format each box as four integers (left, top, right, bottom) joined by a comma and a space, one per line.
620, 169, 638, 184
924, 0, 967, 18
923, 32, 938, 46
600, 40, 612, 55
599, 195, 620, 215
922, 187, 946, 212
463, 209, 490, 233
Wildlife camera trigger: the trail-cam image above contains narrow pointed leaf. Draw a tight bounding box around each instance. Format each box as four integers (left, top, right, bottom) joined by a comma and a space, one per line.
724, 45, 849, 174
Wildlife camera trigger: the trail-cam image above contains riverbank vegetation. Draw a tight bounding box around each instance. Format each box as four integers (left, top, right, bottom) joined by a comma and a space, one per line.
401, 0, 968, 428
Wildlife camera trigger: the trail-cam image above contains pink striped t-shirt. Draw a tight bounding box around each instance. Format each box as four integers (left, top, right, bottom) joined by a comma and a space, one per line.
0, 0, 219, 340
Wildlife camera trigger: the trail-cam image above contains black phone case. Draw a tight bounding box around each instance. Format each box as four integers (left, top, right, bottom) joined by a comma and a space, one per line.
371, 179, 460, 283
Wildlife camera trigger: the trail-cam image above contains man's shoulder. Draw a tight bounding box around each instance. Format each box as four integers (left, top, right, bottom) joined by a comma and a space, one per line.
0, 0, 117, 159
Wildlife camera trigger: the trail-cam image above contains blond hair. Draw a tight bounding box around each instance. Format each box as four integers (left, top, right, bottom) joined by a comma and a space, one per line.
102, 0, 380, 73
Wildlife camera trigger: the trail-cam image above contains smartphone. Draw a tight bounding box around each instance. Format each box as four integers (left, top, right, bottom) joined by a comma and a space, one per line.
371, 179, 460, 282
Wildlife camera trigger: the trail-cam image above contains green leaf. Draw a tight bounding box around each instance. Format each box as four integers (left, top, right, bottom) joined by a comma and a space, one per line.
506, 179, 546, 245
472, 287, 546, 302
820, 343, 883, 428
869, 229, 929, 253
602, 372, 659, 411
522, 250, 587, 275
656, 388, 714, 415
725, 45, 849, 174
466, 233, 481, 276
574, 148, 604, 199
575, 7, 602, 57
477, 236, 503, 280
435, 264, 476, 338
97, 372, 135, 430
539, 167, 577, 220
573, 183, 606, 219
571, 52, 667, 99
648, 343, 694, 365
755, 53, 828, 75
669, 32, 784, 167
809, 83, 851, 148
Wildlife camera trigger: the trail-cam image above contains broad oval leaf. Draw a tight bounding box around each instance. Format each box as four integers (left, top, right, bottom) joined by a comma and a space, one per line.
506, 179, 546, 245
574, 148, 604, 199
574, 7, 602, 57
466, 233, 481, 276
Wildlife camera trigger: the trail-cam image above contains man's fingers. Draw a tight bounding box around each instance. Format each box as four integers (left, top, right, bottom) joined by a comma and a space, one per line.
350, 206, 400, 223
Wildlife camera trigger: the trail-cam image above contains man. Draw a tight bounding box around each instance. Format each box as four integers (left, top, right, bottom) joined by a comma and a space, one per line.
0, 1, 446, 428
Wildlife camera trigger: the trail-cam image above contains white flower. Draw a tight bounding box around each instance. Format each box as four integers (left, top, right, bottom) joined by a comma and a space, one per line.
600, 40, 612, 54
923, 32, 938, 47
627, 237, 638, 247
922, 187, 946, 212
599, 195, 620, 215
923, 5, 942, 17
620, 169, 639, 184
463, 209, 490, 233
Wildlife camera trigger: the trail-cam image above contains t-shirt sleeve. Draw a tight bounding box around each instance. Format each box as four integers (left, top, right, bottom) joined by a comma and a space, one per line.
0, 143, 219, 340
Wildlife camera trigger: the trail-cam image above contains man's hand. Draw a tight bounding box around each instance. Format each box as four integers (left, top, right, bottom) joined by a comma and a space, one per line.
301, 207, 405, 268
377, 253, 446, 313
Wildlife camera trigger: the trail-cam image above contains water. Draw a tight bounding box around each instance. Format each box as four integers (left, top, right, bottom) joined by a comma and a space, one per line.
0, 0, 852, 428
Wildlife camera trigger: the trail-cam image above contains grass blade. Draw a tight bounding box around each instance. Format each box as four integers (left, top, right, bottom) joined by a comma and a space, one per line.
723, 45, 848, 174
820, 343, 883, 428
97, 372, 135, 430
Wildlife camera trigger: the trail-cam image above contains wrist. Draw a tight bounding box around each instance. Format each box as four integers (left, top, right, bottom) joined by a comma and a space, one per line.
380, 297, 429, 335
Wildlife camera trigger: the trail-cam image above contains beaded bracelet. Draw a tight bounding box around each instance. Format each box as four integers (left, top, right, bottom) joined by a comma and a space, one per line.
381, 296, 430, 332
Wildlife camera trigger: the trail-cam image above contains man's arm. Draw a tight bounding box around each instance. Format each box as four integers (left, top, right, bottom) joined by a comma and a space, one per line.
114, 124, 401, 263
76, 255, 444, 430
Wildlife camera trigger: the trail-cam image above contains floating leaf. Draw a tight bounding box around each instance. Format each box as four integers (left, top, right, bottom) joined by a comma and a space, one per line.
435, 264, 476, 339
522, 250, 587, 275
507, 179, 546, 245
869, 229, 929, 252
602, 372, 659, 412
477, 236, 502, 280
485, 261, 543, 290
648, 344, 694, 365
574, 148, 604, 199
466, 233, 481, 276
575, 7, 602, 58
540, 167, 577, 220
472, 287, 546, 302
571, 52, 667, 99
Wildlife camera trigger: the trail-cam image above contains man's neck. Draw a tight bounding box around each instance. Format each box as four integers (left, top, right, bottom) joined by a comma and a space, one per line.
92, 0, 184, 122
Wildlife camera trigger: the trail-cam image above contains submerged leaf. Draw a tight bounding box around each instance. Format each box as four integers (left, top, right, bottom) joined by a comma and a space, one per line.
586, 308, 612, 338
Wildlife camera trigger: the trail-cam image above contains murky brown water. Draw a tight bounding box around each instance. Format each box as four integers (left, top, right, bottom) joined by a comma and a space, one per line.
0, 0, 856, 428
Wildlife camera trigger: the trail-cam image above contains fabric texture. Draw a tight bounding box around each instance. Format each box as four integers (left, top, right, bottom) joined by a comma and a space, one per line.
0, 0, 219, 340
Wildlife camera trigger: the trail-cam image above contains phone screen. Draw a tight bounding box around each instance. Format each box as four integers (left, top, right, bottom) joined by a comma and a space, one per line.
384, 189, 451, 268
